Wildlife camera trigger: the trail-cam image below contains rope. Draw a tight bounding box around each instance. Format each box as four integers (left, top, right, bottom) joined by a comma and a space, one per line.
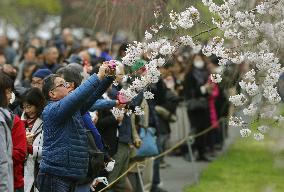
97, 163, 136, 192
153, 118, 224, 160
98, 117, 225, 191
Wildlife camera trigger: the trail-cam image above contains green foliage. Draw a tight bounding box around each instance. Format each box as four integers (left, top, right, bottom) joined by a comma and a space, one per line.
184, 137, 284, 192
16, 0, 61, 14
0, 0, 61, 34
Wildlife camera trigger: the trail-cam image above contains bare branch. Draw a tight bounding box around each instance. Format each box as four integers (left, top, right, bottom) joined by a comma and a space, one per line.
192, 27, 218, 39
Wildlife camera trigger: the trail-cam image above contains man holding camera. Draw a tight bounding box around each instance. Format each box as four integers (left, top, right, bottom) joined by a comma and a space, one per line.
37, 63, 113, 192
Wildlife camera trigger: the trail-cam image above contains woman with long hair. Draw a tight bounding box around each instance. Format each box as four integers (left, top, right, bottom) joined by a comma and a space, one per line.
0, 72, 14, 192
184, 53, 212, 161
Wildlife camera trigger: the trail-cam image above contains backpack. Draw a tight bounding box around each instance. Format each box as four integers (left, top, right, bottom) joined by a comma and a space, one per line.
77, 130, 105, 184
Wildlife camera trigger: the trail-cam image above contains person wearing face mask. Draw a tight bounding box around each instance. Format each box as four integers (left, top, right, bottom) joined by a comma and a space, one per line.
184, 53, 212, 162
1, 64, 26, 116
0, 72, 14, 192
21, 88, 46, 192
1, 72, 27, 192
88, 39, 112, 67
206, 55, 229, 152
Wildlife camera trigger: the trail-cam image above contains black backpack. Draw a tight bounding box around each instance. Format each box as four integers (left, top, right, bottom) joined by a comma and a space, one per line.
77, 130, 105, 184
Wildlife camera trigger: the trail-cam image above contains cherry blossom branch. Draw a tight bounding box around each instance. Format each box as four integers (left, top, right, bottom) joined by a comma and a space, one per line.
192, 27, 218, 39
117, 0, 284, 141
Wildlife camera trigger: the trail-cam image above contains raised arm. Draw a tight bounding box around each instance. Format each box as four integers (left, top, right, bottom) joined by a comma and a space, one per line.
80, 76, 114, 114
45, 74, 101, 122
89, 99, 117, 112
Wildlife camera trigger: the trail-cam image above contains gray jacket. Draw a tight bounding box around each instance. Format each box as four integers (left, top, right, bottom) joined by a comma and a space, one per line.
0, 108, 14, 192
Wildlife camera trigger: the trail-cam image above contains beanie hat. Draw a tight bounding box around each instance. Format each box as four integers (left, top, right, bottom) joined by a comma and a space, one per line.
32, 69, 52, 79
131, 59, 146, 72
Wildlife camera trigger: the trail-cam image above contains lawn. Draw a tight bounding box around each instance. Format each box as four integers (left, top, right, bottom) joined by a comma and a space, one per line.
184, 136, 284, 192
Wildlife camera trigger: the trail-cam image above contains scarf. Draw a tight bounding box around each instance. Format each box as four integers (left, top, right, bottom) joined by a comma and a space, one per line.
192, 67, 208, 86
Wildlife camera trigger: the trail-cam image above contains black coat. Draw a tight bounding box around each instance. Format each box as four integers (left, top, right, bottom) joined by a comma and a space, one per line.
184, 70, 210, 130
96, 109, 118, 157
215, 86, 229, 118
148, 79, 170, 135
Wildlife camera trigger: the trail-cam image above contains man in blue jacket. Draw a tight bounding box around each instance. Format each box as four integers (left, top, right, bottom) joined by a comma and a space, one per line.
36, 64, 111, 192
56, 65, 118, 154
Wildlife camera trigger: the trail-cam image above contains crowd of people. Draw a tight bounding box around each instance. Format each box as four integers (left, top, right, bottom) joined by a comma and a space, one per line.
0, 28, 235, 192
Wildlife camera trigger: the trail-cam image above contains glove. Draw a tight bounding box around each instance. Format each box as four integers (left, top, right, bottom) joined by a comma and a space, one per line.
90, 177, 109, 191
105, 160, 115, 172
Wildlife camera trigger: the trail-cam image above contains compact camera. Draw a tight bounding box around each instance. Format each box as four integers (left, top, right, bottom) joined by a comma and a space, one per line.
106, 60, 116, 70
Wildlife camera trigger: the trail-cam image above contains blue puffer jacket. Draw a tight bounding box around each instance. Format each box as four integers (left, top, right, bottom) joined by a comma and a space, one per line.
40, 75, 113, 180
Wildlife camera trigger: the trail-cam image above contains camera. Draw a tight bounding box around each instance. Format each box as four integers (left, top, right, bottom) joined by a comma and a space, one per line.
106, 60, 116, 70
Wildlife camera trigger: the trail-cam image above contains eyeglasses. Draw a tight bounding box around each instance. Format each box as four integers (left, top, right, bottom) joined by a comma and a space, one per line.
50, 82, 69, 91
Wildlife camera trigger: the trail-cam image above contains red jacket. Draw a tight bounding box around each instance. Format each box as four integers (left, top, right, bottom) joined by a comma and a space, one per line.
12, 115, 27, 189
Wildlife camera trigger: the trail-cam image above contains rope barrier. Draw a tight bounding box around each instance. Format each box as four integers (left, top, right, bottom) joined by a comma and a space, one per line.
98, 117, 226, 191
153, 117, 225, 160
98, 159, 151, 192
98, 163, 137, 192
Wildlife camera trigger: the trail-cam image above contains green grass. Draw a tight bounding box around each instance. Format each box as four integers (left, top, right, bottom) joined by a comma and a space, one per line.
184, 137, 284, 192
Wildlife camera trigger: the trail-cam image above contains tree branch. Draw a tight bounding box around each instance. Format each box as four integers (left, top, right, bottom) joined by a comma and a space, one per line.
192, 27, 218, 39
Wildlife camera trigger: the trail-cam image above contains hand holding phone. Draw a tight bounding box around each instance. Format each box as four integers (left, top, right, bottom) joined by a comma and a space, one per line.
26, 132, 34, 145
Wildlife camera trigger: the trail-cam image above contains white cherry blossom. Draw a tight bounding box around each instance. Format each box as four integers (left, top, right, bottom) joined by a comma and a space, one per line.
240, 129, 252, 138
210, 74, 222, 83
229, 93, 247, 106
111, 107, 125, 119
134, 106, 145, 116
145, 30, 153, 40
254, 133, 264, 141
144, 91, 154, 100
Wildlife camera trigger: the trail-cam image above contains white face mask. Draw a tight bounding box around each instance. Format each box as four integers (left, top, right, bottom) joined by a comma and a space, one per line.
193, 60, 205, 69
10, 92, 15, 104
88, 48, 96, 55
215, 66, 223, 74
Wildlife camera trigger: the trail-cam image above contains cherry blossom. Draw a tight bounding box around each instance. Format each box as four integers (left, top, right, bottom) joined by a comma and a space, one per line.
134, 106, 144, 116
240, 129, 252, 138
210, 74, 222, 83
144, 91, 155, 100
112, 0, 284, 140
145, 30, 153, 40
111, 107, 125, 119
